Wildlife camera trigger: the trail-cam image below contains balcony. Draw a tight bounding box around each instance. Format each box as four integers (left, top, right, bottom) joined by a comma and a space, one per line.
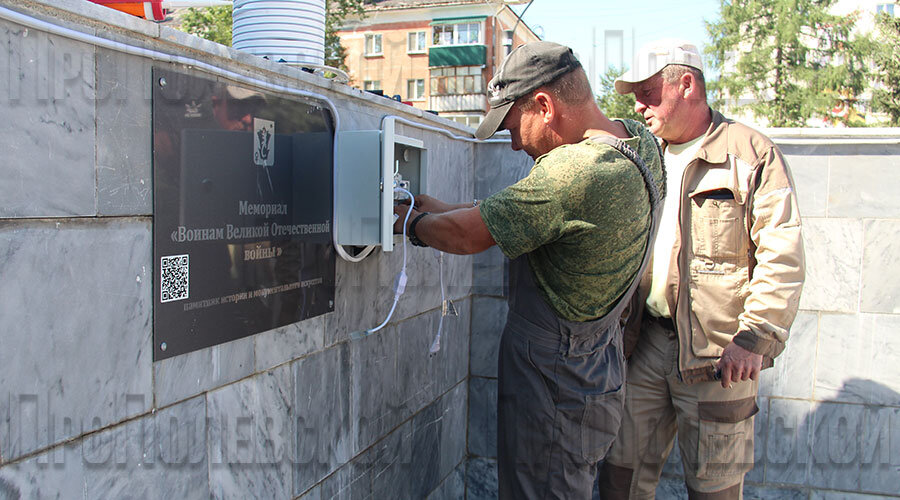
428, 93, 487, 113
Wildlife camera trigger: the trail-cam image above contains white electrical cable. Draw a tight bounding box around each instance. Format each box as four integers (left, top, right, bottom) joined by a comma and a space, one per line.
360, 188, 414, 336
429, 249, 444, 355
383, 115, 510, 144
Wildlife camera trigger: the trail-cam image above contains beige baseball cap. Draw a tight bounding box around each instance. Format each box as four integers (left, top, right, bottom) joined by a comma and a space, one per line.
614, 39, 704, 94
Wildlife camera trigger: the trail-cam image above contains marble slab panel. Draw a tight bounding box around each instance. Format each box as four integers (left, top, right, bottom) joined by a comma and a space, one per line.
741, 484, 807, 500
96, 48, 152, 216
428, 299, 471, 398
0, 17, 97, 218
784, 154, 828, 218
313, 449, 375, 500
465, 457, 498, 500
812, 313, 900, 405
470, 296, 507, 378
350, 324, 400, 454
0, 441, 83, 499
472, 246, 508, 297
439, 382, 468, 479
81, 396, 208, 498
811, 492, 900, 500
293, 344, 354, 496
798, 218, 863, 313
467, 377, 497, 459
325, 255, 380, 346
254, 316, 325, 373
368, 419, 416, 500
860, 219, 900, 314
0, 219, 153, 461
859, 406, 900, 496
153, 334, 255, 408
828, 154, 900, 218
810, 401, 863, 491
765, 398, 814, 485
759, 311, 817, 399
395, 311, 440, 422
207, 365, 293, 500
426, 462, 465, 500
473, 142, 532, 198
865, 314, 900, 406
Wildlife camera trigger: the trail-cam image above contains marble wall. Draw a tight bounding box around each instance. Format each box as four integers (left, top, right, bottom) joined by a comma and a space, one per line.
0, 0, 476, 498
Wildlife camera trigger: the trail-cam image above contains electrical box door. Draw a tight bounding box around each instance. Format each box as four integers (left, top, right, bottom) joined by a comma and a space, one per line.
335, 119, 427, 252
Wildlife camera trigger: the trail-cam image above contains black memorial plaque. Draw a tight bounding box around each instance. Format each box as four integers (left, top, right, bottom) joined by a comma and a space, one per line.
152, 68, 335, 360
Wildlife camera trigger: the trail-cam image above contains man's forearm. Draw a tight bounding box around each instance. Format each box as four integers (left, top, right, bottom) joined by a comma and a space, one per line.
409, 207, 495, 255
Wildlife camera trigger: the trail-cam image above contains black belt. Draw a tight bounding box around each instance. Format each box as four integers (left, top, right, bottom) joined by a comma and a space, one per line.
644, 311, 676, 333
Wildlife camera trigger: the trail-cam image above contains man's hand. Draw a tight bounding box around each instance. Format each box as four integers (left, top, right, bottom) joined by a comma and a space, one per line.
393, 203, 419, 234
716, 342, 763, 389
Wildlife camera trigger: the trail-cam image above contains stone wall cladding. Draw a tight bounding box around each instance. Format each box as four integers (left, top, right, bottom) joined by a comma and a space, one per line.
0, 1, 475, 497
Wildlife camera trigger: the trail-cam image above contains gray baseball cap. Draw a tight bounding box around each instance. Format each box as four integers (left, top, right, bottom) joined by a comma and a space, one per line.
475, 41, 582, 140
614, 39, 704, 94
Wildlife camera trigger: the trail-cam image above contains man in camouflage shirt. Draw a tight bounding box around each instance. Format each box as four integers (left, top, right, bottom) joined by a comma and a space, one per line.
393, 41, 664, 499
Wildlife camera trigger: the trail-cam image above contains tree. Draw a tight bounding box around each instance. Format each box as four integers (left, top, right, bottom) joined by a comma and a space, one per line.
595, 66, 642, 121
706, 0, 872, 127
180, 6, 233, 46
871, 7, 900, 126
175, 0, 368, 71
324, 0, 368, 70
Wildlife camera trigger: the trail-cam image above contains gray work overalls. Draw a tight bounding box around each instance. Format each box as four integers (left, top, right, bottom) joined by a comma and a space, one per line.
497, 136, 662, 500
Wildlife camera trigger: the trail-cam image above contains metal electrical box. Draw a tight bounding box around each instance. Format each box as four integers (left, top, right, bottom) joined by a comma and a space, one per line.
335, 119, 427, 252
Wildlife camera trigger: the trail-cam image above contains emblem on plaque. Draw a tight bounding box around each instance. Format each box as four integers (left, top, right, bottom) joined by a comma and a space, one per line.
253, 118, 275, 167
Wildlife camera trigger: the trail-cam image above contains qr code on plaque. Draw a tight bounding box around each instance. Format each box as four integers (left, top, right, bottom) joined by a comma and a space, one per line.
160, 254, 189, 303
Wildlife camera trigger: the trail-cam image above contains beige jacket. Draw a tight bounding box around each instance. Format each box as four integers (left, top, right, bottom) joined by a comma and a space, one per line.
624, 109, 805, 384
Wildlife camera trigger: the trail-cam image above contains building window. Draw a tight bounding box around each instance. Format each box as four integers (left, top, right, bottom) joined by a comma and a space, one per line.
432, 22, 481, 46
876, 3, 895, 15
429, 66, 484, 95
365, 34, 382, 56
408, 31, 426, 53
364, 80, 381, 91
407, 79, 425, 100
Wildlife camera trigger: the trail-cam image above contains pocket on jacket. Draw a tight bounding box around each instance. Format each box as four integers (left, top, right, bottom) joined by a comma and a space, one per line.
689, 190, 747, 259
688, 263, 749, 357
694, 397, 758, 479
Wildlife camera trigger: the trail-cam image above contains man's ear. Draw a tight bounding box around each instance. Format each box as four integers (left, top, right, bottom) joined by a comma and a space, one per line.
533, 91, 555, 124
681, 72, 697, 100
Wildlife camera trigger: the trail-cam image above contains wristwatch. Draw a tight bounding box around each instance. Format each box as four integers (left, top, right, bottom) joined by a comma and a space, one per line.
408, 212, 430, 247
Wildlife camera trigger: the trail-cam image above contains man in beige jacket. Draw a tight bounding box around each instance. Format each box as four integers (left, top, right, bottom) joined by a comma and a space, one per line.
597, 39, 805, 499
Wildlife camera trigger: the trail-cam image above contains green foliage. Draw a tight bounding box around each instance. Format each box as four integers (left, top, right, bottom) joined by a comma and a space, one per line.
595, 66, 642, 121
871, 9, 900, 126
180, 6, 233, 46
175, 1, 369, 71
325, 0, 369, 70
706, 0, 873, 127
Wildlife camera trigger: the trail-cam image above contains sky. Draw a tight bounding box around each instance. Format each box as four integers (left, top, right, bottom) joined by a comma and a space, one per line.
510, 0, 723, 88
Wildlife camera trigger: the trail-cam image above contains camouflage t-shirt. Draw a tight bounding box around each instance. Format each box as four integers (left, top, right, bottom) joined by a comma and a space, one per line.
479, 119, 664, 322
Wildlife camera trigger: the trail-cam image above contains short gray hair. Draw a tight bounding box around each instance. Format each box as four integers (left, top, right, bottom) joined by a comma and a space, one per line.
661, 64, 706, 95
517, 67, 594, 112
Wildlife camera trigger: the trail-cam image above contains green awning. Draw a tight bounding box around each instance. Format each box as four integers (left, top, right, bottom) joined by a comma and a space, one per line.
429, 16, 487, 26
429, 45, 487, 67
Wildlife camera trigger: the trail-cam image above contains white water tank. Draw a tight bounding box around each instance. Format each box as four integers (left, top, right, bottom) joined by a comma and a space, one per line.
232, 0, 326, 66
